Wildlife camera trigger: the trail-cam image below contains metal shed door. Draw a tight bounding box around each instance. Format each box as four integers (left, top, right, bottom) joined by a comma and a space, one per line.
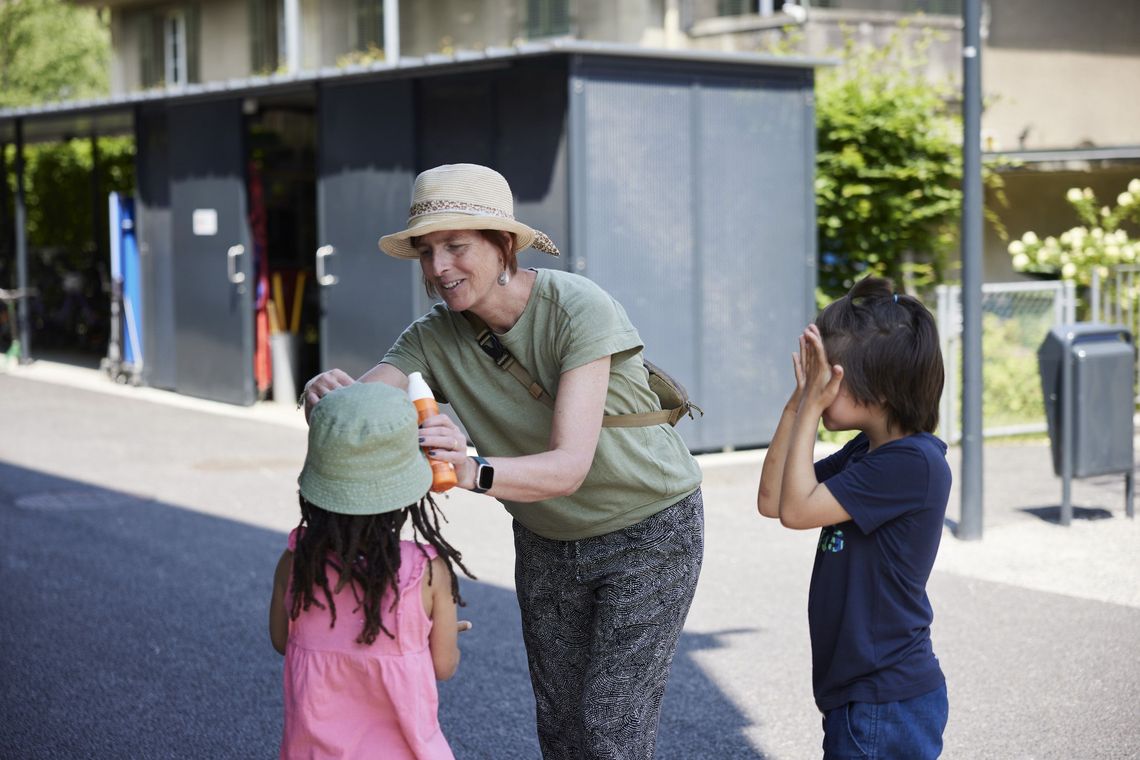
168, 99, 255, 405
316, 80, 417, 378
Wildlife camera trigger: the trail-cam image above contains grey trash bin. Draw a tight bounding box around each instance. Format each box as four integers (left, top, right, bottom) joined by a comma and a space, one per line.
1037, 323, 1135, 523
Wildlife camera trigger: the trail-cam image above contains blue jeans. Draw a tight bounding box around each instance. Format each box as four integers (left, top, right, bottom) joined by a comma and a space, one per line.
821, 683, 949, 759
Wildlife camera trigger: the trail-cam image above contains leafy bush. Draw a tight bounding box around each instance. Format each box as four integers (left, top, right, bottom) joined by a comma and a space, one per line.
2, 137, 135, 351
980, 311, 1047, 430
1008, 179, 1140, 288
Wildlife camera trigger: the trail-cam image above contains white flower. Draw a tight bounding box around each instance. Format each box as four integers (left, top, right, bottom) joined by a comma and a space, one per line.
1092, 228, 1104, 241
1062, 262, 1078, 278
1044, 236, 1058, 248
1022, 231, 1039, 245
1125, 244, 1137, 262
1066, 187, 1083, 203
1008, 240, 1025, 255
1106, 244, 1121, 263
1012, 253, 1030, 270
1083, 188, 1095, 200
1130, 178, 1140, 195
1098, 266, 1110, 279
1070, 227, 1087, 242
1101, 206, 1111, 217
1118, 192, 1135, 207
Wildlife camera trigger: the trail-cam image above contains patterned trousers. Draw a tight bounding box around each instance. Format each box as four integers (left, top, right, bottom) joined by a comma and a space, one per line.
513, 489, 705, 760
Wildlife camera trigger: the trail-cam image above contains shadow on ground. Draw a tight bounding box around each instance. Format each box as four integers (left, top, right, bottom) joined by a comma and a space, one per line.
1019, 505, 1115, 523
0, 462, 764, 759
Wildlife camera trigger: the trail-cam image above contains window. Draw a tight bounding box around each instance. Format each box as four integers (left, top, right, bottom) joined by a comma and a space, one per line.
801, 1, 961, 11
138, 5, 200, 89
355, 0, 384, 53
717, 0, 788, 16
165, 11, 188, 87
526, 0, 570, 39
250, 0, 283, 74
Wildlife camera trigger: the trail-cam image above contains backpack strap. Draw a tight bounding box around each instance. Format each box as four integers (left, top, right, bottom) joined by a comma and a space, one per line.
462, 311, 683, 428
463, 312, 554, 409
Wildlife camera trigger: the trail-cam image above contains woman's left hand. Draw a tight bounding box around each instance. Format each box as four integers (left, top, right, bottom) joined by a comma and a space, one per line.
418, 413, 476, 488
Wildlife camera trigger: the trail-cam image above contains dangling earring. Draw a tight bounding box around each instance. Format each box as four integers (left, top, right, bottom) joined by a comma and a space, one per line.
498, 269, 510, 286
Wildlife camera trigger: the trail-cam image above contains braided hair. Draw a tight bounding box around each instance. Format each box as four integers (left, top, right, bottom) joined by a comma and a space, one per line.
288, 492, 474, 645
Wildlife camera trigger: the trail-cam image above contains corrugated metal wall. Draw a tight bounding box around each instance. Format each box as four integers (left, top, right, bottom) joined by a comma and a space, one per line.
569, 56, 816, 451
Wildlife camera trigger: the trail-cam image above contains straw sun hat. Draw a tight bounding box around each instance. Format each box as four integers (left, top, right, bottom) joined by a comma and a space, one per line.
378, 163, 561, 259
298, 382, 432, 515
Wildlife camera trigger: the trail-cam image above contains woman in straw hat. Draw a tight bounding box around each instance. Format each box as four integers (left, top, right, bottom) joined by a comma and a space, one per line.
301, 163, 703, 759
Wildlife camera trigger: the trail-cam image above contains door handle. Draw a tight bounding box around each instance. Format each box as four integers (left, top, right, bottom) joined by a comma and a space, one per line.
227, 244, 246, 285
316, 245, 338, 286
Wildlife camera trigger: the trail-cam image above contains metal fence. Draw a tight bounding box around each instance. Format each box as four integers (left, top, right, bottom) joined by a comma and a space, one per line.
1090, 265, 1140, 401
936, 280, 1076, 444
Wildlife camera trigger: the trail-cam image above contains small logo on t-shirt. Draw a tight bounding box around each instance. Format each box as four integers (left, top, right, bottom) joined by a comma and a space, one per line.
818, 527, 845, 553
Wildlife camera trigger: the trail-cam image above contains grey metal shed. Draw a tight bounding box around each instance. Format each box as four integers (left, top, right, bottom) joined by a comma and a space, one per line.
1, 41, 823, 452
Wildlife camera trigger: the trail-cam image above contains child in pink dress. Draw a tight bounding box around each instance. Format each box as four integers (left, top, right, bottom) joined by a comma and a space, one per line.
268, 382, 474, 759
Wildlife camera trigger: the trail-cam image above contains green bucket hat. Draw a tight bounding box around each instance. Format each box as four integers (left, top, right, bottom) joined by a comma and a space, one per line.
298, 382, 432, 515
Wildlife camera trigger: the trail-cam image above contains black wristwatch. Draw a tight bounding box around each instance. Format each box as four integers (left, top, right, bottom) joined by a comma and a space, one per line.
470, 456, 495, 494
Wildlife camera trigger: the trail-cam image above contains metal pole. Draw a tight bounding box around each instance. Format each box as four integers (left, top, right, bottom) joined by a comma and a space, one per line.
1061, 334, 1073, 526
958, 0, 984, 540
383, 0, 400, 62
0, 141, 10, 270
14, 119, 30, 364
1091, 267, 1100, 323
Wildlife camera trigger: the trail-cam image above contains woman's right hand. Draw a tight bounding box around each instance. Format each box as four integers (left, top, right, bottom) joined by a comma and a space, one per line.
300, 368, 355, 422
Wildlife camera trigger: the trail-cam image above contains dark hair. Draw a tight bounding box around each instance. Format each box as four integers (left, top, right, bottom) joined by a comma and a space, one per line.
815, 277, 944, 434
289, 493, 473, 645
417, 229, 517, 298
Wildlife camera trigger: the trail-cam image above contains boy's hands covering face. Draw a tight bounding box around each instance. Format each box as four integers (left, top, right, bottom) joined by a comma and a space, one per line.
798, 324, 844, 415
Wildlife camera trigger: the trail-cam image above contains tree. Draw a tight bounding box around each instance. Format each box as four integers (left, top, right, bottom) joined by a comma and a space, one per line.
0, 0, 110, 108
813, 24, 967, 302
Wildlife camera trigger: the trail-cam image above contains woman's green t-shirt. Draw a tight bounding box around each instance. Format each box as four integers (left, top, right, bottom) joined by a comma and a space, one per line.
382, 268, 701, 540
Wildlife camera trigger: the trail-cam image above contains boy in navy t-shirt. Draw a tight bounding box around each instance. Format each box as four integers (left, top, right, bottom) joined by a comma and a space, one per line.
758, 277, 951, 759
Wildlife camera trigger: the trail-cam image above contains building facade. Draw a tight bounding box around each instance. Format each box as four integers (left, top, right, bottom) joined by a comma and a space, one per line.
75, 0, 1140, 281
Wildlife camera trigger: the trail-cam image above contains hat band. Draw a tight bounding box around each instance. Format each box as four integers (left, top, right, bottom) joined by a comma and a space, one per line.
401, 199, 561, 257
408, 199, 515, 223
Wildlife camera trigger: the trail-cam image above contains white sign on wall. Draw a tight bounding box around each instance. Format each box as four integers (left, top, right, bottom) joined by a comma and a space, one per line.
192, 209, 218, 236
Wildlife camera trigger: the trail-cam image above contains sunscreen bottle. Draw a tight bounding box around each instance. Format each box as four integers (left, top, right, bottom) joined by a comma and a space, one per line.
407, 372, 458, 492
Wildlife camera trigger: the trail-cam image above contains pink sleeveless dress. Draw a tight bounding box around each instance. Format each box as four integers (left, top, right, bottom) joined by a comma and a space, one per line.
281, 531, 454, 760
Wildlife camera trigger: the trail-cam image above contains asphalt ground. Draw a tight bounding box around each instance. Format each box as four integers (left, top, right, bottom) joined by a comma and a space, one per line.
1, 362, 1138, 759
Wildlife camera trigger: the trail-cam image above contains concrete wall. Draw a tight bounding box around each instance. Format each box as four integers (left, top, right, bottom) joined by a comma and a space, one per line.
577, 0, 666, 46
687, 8, 961, 84
983, 0, 1140, 151
108, 11, 138, 94
399, 0, 517, 56
112, 0, 249, 91
198, 0, 249, 82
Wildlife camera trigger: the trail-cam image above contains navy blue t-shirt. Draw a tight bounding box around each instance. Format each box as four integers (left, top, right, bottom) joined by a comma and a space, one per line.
809, 431, 951, 711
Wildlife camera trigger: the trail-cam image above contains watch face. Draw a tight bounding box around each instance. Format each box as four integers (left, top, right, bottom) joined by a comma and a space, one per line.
476, 462, 495, 490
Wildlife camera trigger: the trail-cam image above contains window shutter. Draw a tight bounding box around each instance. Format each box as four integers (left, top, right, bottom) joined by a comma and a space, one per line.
249, 0, 279, 73
249, 0, 264, 73
526, 0, 570, 38
354, 0, 383, 51
185, 4, 201, 83
138, 10, 165, 88
716, 0, 755, 16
